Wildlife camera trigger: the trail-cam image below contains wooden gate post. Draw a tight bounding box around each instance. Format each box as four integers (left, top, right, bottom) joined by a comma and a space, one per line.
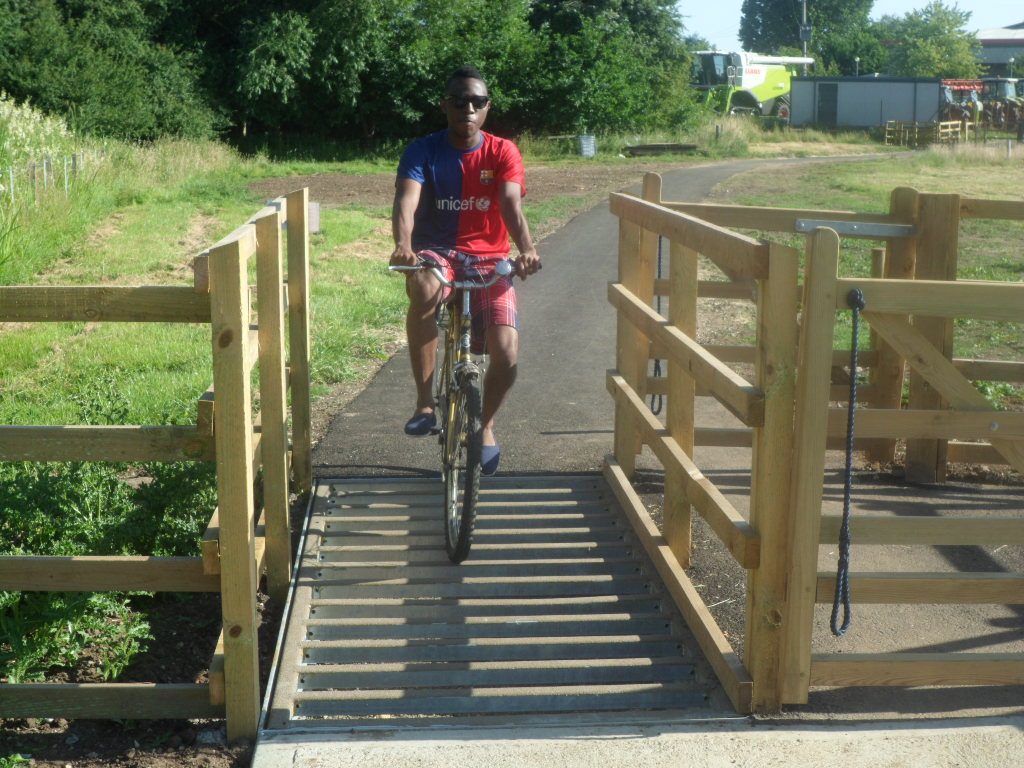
612, 175, 660, 476
254, 209, 292, 603
905, 193, 961, 483
613, 217, 644, 477
664, 239, 698, 567
285, 189, 313, 497
745, 242, 800, 711
209, 233, 261, 740
866, 187, 918, 465
782, 228, 840, 703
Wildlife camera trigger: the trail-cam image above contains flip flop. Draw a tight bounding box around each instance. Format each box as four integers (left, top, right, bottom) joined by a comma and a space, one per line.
404, 411, 436, 436
481, 443, 501, 476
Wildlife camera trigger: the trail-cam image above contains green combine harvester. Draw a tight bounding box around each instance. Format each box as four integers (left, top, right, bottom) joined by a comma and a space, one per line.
691, 51, 814, 119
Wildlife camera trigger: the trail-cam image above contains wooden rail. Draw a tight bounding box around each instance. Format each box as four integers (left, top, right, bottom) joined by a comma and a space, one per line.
0, 189, 313, 739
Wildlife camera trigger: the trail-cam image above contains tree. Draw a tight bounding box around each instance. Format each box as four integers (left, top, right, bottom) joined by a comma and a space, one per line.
875, 1, 980, 78
739, 0, 873, 72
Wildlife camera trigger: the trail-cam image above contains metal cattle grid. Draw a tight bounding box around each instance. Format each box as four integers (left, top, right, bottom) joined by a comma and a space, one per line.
262, 474, 714, 728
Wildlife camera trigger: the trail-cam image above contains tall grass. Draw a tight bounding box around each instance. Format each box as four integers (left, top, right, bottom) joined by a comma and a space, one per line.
0, 91, 253, 284
516, 113, 881, 162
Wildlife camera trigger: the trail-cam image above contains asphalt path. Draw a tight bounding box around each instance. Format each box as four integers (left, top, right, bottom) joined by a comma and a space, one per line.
314, 159, 773, 476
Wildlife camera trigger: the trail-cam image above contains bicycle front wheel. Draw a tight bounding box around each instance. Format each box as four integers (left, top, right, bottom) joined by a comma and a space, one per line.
443, 371, 482, 563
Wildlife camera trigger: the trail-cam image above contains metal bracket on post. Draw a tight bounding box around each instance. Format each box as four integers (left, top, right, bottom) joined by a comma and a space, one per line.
795, 219, 916, 239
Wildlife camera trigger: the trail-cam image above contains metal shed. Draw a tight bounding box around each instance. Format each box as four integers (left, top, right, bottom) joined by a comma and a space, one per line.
790, 77, 942, 128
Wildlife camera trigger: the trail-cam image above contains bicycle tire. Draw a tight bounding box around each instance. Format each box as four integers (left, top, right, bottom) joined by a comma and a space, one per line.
443, 370, 482, 563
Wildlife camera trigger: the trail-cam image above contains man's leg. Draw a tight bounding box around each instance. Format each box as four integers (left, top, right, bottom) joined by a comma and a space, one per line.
405, 271, 444, 417
481, 324, 518, 447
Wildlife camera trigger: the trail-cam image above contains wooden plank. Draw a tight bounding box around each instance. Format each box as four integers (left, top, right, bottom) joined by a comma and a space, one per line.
696, 427, 753, 447
0, 425, 214, 462
865, 313, 1024, 475
193, 254, 209, 294
954, 358, 1024, 383
0, 683, 223, 720
782, 227, 841, 704
613, 218, 644, 476
825, 407, 1024, 440
208, 234, 261, 740
609, 193, 769, 281
254, 208, 292, 603
815, 572, 1024, 604
836, 278, 1024, 323
665, 238, 698, 567
202, 503, 266, 577
861, 246, 890, 460
664, 345, 877, 368
609, 282, 764, 426
0, 286, 211, 323
746, 241, 800, 713
607, 373, 760, 568
286, 188, 313, 496
197, 386, 215, 437
866, 187, 917, 464
819, 515, 1024, 545
201, 506, 221, 575
960, 198, 1024, 220
905, 192, 960, 482
209, 630, 225, 706
661, 201, 910, 236
947, 441, 1007, 465
0, 556, 219, 592
655, 279, 757, 301
603, 458, 753, 714
810, 654, 1024, 687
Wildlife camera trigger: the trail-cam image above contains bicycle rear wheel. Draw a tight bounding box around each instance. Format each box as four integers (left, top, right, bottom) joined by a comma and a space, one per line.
443, 370, 482, 563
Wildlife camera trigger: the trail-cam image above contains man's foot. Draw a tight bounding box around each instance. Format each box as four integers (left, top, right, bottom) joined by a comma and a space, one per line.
404, 410, 436, 436
481, 443, 501, 476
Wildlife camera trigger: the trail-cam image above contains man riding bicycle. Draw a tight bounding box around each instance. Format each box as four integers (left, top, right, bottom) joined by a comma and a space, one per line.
390, 65, 541, 475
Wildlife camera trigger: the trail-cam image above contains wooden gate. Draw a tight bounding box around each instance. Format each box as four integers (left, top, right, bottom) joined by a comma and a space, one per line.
608, 172, 1024, 712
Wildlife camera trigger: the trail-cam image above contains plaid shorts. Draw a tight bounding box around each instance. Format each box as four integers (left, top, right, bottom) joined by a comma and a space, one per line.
418, 249, 519, 354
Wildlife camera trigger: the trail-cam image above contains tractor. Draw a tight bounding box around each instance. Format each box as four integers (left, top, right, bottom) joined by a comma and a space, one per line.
980, 78, 1022, 131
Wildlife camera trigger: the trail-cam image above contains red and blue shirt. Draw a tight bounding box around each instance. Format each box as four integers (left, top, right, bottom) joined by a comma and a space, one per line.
397, 130, 526, 259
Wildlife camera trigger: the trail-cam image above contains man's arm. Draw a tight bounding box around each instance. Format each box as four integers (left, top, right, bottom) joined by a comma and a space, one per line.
498, 181, 541, 280
391, 178, 422, 266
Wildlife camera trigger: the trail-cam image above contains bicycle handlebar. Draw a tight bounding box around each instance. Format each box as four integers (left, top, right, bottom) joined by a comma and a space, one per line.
388, 258, 520, 290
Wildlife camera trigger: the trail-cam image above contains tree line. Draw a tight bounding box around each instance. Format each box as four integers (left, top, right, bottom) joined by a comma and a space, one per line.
738, 0, 981, 79
0, 0, 695, 143
0, 1, 984, 145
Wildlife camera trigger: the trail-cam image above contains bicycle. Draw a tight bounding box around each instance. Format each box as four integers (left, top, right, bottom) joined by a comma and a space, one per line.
389, 257, 515, 563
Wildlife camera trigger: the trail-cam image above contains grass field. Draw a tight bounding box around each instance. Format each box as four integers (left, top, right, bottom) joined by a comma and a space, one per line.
708, 145, 1024, 374
1, 109, 1022, 687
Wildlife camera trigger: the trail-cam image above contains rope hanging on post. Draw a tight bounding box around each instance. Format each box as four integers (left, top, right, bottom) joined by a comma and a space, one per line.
831, 287, 865, 637
650, 236, 664, 416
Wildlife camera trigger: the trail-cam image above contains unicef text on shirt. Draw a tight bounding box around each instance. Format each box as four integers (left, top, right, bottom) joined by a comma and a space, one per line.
436, 197, 492, 212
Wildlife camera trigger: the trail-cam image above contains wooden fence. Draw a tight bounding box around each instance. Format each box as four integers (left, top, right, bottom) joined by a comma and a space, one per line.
0, 189, 313, 740
884, 120, 975, 147
607, 172, 1023, 711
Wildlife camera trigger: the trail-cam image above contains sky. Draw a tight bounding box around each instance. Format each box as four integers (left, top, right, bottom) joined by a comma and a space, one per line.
677, 1, 1023, 52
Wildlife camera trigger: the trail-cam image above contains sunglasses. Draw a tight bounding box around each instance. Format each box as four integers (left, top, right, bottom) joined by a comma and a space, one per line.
445, 94, 490, 110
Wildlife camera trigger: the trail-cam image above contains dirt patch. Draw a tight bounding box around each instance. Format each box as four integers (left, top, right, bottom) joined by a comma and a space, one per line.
246, 161, 695, 212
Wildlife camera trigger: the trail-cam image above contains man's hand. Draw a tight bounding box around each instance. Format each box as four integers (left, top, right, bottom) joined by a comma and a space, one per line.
514, 248, 541, 280
390, 244, 418, 267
